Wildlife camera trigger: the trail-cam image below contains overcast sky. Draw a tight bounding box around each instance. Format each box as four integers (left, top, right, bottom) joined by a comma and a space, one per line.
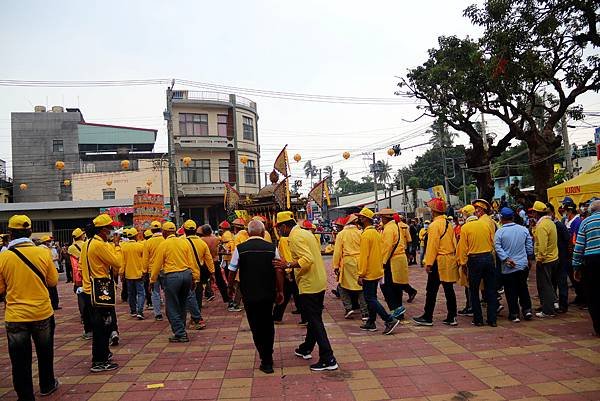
1, 0, 598, 188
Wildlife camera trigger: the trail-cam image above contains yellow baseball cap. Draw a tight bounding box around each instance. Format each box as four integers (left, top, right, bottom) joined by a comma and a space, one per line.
359, 207, 374, 219
162, 221, 176, 231
72, 228, 84, 238
127, 228, 138, 237
461, 205, 475, 216
150, 220, 162, 229
275, 211, 294, 226
8, 214, 32, 230
39, 235, 53, 243
252, 215, 267, 222
144, 229, 152, 238
532, 201, 547, 213
183, 219, 197, 230
93, 214, 116, 228
123, 228, 130, 237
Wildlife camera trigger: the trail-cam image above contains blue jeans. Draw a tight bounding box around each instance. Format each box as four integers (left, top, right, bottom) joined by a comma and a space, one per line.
186, 288, 202, 322
127, 279, 145, 315
151, 275, 164, 317
468, 253, 497, 324
6, 317, 56, 401
362, 279, 392, 323
164, 269, 192, 337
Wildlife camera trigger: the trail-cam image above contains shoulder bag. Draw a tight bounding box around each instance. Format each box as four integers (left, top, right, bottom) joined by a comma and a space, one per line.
9, 247, 49, 294
86, 239, 116, 307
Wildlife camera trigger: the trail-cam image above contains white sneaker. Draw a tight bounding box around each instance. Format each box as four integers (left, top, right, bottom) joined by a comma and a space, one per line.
553, 302, 559, 310
535, 312, 555, 318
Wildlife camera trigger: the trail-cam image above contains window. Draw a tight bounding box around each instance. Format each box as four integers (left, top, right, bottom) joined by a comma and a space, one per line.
53, 139, 64, 152
181, 159, 211, 183
217, 114, 228, 137
103, 190, 116, 200
219, 159, 229, 183
244, 160, 256, 184
242, 116, 254, 141
179, 113, 208, 136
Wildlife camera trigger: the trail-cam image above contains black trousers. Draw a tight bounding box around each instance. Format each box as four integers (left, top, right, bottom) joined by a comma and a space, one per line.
273, 278, 301, 322
468, 253, 497, 324
581, 256, 600, 335
65, 259, 73, 282
6, 317, 56, 401
214, 263, 231, 303
567, 259, 586, 304
120, 278, 128, 303
380, 266, 403, 311
244, 299, 275, 365
503, 268, 532, 319
298, 291, 334, 362
77, 292, 93, 333
423, 263, 457, 320
143, 273, 152, 307
81, 293, 114, 363
536, 260, 560, 315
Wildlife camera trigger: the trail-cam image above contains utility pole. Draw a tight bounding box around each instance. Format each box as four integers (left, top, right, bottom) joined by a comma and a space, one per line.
562, 114, 573, 179
441, 145, 450, 202
165, 80, 181, 226
461, 166, 467, 205
372, 152, 379, 211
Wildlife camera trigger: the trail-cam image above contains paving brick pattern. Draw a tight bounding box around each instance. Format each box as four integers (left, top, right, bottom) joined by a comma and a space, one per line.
0, 256, 599, 400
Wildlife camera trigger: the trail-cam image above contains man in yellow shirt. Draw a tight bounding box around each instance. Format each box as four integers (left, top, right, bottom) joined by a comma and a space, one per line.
457, 206, 498, 327
419, 220, 430, 266
69, 228, 92, 339
121, 228, 146, 320
413, 198, 459, 326
229, 218, 249, 312
332, 214, 368, 320
143, 221, 165, 321
273, 211, 338, 371
357, 208, 400, 335
183, 220, 214, 330
80, 214, 122, 372
531, 201, 560, 318
150, 221, 199, 342
377, 209, 409, 320
0, 215, 60, 399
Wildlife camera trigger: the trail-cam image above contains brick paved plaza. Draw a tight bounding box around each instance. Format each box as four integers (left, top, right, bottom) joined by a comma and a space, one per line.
0, 256, 599, 401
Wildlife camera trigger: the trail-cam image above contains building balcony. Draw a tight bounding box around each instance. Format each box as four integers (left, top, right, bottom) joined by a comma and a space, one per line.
177, 182, 225, 197
174, 135, 234, 150
172, 90, 257, 112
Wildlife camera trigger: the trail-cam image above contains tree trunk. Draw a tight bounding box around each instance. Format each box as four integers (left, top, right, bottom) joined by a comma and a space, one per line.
465, 147, 495, 201
525, 128, 561, 202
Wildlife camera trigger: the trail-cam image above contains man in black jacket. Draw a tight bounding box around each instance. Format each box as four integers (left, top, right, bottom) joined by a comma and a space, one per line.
227, 220, 284, 374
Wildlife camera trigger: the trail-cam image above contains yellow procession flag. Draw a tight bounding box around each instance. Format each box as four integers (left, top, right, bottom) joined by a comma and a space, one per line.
235, 210, 250, 223
273, 145, 289, 176
273, 176, 290, 209
223, 182, 240, 212
324, 179, 331, 206
308, 177, 329, 208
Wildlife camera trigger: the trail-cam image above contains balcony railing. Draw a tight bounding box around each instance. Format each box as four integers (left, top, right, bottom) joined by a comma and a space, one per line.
177, 182, 225, 196
172, 90, 257, 111
174, 135, 233, 149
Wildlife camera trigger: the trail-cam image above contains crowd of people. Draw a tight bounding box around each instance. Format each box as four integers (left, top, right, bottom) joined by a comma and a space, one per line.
0, 194, 599, 400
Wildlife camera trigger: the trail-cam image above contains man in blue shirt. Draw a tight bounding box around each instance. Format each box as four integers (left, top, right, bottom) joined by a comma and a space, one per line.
494, 208, 534, 322
573, 199, 600, 336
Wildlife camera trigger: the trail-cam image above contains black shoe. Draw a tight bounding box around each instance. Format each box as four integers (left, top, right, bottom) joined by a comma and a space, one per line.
90, 362, 119, 373
206, 294, 215, 302
360, 321, 377, 332
40, 379, 60, 396
169, 335, 190, 343
310, 358, 338, 371
412, 316, 433, 326
53, 306, 62, 310
524, 311, 533, 321
155, 314, 163, 321
458, 307, 473, 317
294, 348, 312, 360
488, 321, 497, 327
383, 318, 400, 335
442, 317, 458, 326
407, 290, 417, 303
259, 363, 274, 374
331, 289, 340, 298
109, 332, 119, 346
472, 321, 485, 327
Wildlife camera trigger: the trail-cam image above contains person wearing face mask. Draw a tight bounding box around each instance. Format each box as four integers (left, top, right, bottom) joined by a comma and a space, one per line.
80, 214, 122, 372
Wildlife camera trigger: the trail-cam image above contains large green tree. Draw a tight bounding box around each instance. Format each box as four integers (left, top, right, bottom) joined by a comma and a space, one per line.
400, 0, 599, 201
